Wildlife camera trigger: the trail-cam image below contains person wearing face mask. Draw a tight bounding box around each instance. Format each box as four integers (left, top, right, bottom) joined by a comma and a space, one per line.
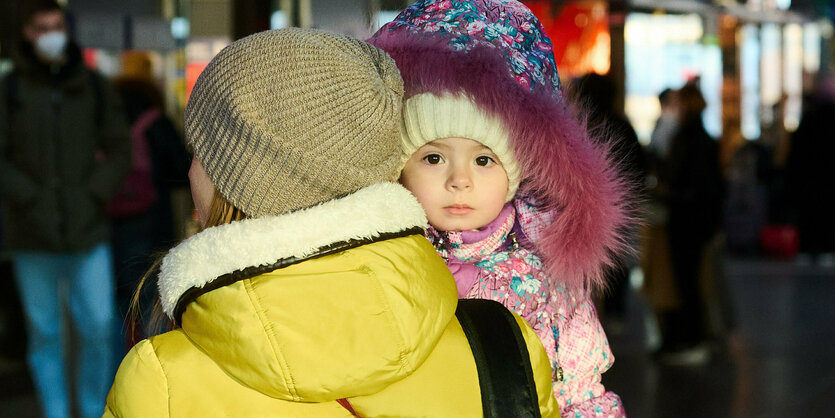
0, 1, 130, 417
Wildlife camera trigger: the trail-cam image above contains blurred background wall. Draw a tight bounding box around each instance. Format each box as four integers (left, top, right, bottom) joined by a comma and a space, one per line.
3, 0, 830, 156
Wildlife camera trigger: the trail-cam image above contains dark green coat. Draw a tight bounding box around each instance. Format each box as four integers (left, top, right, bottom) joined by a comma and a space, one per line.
0, 41, 130, 251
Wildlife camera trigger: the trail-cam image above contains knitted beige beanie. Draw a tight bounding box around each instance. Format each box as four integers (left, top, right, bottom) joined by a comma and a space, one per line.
185, 28, 404, 217
400, 93, 520, 201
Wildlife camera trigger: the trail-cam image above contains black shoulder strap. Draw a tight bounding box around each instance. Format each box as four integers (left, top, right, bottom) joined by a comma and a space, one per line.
455, 299, 541, 418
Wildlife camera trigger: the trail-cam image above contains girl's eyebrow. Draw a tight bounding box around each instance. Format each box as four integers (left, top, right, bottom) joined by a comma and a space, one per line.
471, 144, 496, 154
426, 141, 451, 150
427, 141, 492, 152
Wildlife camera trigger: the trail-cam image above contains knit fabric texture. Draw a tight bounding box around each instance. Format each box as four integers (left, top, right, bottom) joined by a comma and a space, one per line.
185, 28, 404, 217
378, 0, 560, 94
400, 92, 520, 200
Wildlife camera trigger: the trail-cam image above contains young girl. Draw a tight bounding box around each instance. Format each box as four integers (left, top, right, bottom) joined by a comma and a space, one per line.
372, 1, 632, 416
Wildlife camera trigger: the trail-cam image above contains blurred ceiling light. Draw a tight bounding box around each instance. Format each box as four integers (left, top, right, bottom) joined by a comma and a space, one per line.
739, 24, 761, 140
171, 17, 189, 40
775, 0, 791, 10
625, 13, 703, 45
784, 23, 802, 131
648, 21, 665, 46
624, 15, 646, 44
760, 23, 782, 107
271, 11, 288, 29
803, 22, 820, 72
590, 31, 610, 74
682, 14, 700, 41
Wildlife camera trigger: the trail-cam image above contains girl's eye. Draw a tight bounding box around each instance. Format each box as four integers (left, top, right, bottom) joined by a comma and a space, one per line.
423, 154, 444, 164
475, 156, 495, 167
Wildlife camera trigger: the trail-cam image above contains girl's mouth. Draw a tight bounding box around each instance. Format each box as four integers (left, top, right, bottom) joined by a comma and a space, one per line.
444, 204, 473, 215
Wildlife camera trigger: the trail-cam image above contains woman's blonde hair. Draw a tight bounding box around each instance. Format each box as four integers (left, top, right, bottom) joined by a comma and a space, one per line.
204, 190, 248, 228
127, 190, 248, 341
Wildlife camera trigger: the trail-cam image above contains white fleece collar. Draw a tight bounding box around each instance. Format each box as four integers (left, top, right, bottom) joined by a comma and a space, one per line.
158, 182, 428, 318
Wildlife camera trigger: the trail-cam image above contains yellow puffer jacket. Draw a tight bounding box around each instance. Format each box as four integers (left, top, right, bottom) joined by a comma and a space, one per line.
104, 183, 559, 417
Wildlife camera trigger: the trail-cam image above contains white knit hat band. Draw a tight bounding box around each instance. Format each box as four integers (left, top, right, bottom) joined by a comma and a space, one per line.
401, 93, 520, 201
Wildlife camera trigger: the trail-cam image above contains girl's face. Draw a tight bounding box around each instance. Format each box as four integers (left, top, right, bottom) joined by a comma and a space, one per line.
188, 157, 215, 228
401, 137, 509, 232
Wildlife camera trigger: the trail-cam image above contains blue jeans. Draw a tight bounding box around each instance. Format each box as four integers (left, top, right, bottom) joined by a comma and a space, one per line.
13, 243, 116, 418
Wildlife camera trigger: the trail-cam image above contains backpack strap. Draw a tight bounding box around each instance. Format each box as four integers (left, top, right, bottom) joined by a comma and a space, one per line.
133, 108, 162, 134
456, 298, 541, 418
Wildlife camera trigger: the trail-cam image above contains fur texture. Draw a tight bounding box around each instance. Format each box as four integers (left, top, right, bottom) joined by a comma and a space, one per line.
371, 33, 633, 297
158, 182, 428, 318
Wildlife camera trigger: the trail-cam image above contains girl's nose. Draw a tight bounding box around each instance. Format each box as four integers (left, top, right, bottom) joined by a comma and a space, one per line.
446, 165, 473, 191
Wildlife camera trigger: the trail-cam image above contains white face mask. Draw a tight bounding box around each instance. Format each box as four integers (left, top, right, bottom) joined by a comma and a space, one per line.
35, 31, 68, 62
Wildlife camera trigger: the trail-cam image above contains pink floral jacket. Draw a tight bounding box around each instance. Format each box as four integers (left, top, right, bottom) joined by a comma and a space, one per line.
428, 201, 626, 417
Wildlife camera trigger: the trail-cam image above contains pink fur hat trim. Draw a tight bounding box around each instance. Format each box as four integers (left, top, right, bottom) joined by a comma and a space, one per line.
370, 33, 633, 297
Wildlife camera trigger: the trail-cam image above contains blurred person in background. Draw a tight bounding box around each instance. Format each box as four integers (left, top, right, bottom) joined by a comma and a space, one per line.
724, 132, 773, 254
640, 88, 681, 354
786, 72, 835, 266
110, 51, 190, 350
570, 73, 647, 329
648, 88, 679, 162
0, 1, 130, 417
656, 82, 725, 364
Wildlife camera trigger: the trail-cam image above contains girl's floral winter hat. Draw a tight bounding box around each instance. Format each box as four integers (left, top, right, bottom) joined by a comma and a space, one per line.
378, 0, 561, 95
377, 1, 559, 202
371, 0, 633, 298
